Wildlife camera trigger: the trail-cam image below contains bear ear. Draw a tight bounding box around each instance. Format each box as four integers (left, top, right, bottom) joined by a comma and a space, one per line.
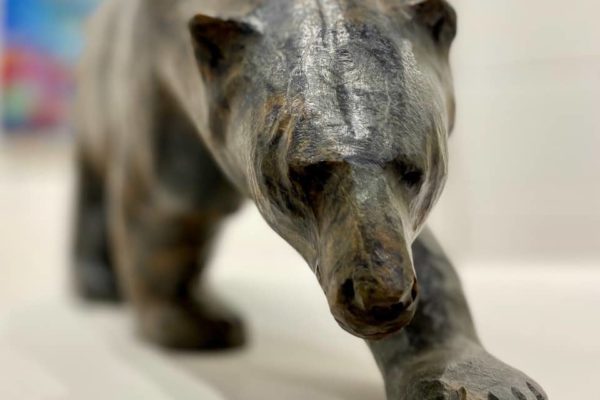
188, 14, 258, 71
409, 0, 457, 47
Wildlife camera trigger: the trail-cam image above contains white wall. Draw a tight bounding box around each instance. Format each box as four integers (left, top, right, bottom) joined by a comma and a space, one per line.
430, 0, 600, 266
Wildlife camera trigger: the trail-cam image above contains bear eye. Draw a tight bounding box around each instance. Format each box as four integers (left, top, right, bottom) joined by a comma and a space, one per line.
289, 162, 337, 199
390, 160, 425, 190
411, 0, 457, 47
288, 161, 350, 221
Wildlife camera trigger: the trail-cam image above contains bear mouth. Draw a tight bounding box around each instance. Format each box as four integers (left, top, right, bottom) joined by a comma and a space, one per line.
332, 298, 418, 340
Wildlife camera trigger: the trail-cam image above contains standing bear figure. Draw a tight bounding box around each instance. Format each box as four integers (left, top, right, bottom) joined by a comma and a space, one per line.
73, 0, 548, 399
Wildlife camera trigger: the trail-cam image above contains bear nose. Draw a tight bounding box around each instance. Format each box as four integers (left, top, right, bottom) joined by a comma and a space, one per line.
340, 278, 418, 323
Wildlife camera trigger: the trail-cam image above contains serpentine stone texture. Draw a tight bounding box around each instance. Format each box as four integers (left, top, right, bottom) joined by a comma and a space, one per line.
73, 0, 548, 399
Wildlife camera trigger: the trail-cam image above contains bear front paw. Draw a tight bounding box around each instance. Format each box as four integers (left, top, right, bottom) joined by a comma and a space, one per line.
385, 342, 548, 400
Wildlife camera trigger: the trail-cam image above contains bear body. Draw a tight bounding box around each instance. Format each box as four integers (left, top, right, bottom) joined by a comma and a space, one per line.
74, 1, 547, 398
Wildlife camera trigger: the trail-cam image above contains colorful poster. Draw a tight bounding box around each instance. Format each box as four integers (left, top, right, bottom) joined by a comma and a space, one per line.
2, 0, 99, 133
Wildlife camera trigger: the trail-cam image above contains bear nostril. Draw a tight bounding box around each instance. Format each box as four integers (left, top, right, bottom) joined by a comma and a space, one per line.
411, 281, 419, 301
340, 278, 356, 303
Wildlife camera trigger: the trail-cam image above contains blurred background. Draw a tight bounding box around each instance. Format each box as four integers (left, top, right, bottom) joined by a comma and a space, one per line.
1, 0, 98, 133
0, 1, 598, 399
